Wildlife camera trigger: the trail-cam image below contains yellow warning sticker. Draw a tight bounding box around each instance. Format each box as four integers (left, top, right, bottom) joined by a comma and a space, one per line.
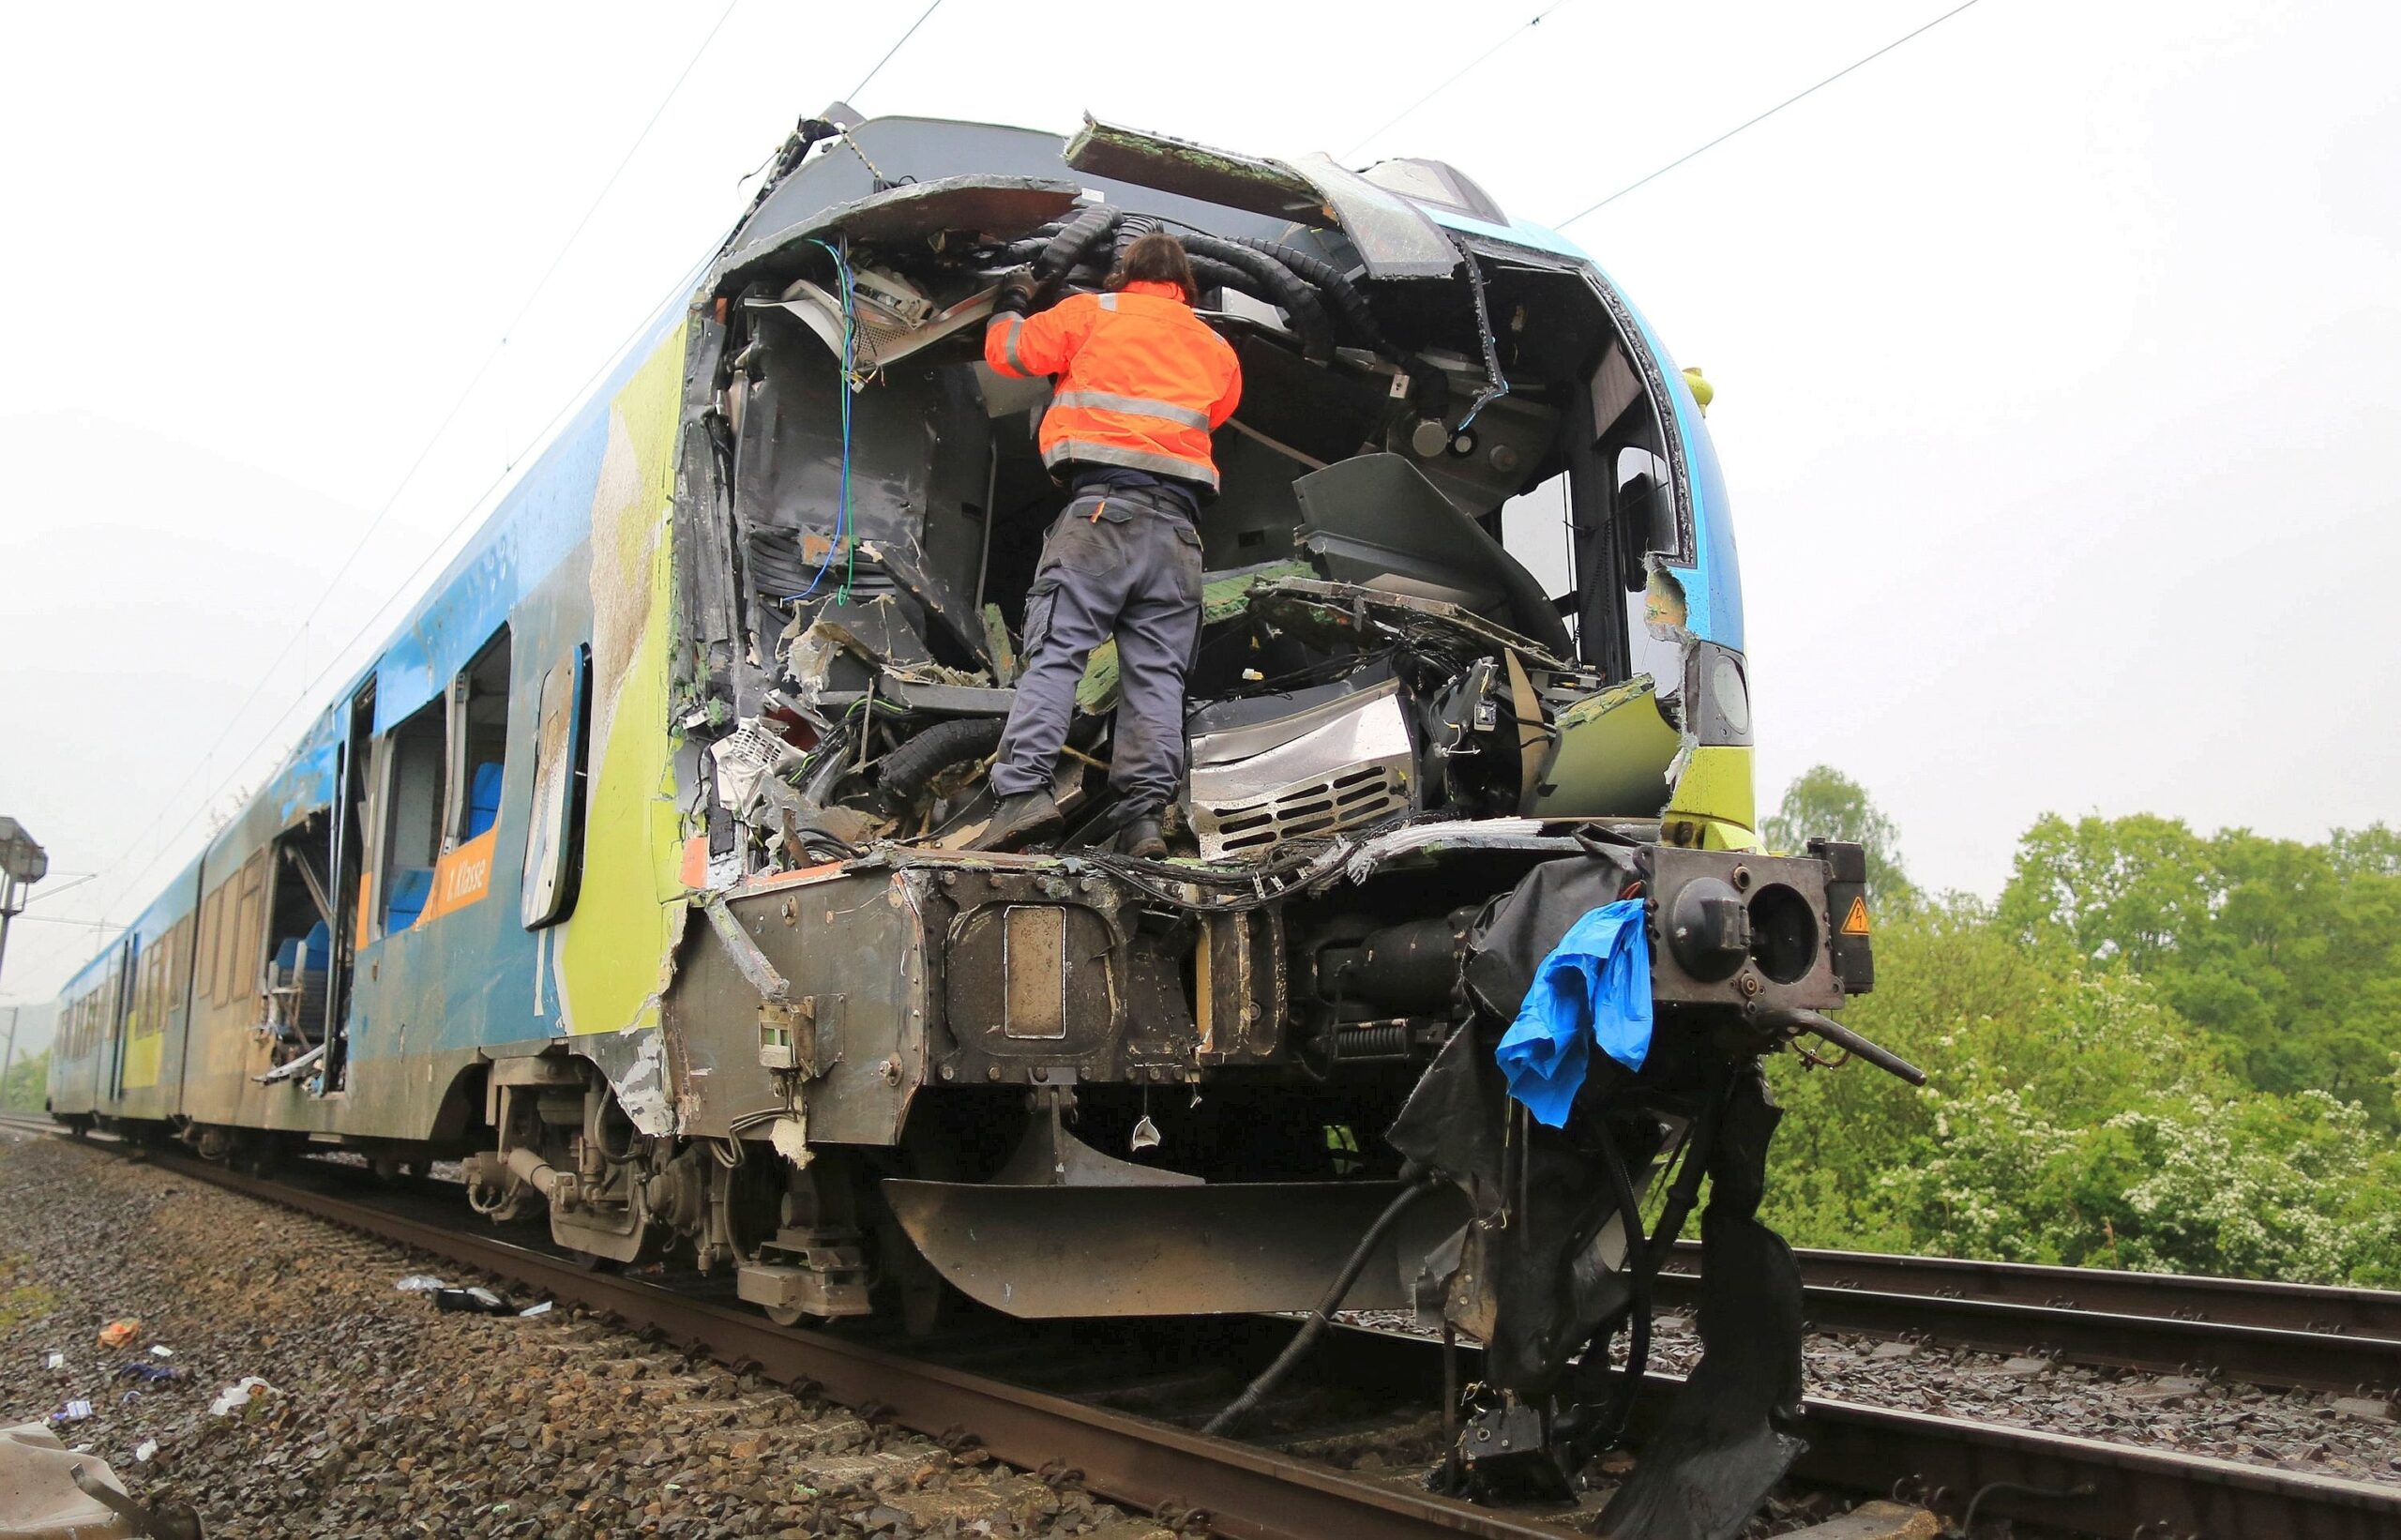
1840, 897, 1872, 936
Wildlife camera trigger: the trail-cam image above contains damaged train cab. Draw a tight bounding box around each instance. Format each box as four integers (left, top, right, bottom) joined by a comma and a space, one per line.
628, 115, 1894, 1517
51, 111, 1907, 1531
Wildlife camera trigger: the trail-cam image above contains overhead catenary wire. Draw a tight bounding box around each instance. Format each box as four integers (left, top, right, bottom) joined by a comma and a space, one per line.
78, 0, 746, 929
849, 0, 947, 102
1341, 0, 1578, 160
1555, 0, 1989, 226
88, 266, 707, 928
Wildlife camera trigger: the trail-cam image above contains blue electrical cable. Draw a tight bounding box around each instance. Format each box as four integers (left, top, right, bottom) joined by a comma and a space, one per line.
786, 234, 857, 604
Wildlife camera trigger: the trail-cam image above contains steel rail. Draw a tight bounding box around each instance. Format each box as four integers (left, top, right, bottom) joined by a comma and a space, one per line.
1671, 1238, 2401, 1340
1649, 1271, 2401, 1397
1330, 1329, 2401, 1540
149, 1149, 1579, 1540
26, 1129, 2401, 1538
1788, 1393, 2401, 1540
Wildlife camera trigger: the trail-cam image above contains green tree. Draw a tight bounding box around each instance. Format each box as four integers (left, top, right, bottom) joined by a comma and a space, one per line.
1761, 765, 1918, 908
1999, 815, 2401, 1120
1752, 778, 2401, 1284
1, 1049, 46, 1112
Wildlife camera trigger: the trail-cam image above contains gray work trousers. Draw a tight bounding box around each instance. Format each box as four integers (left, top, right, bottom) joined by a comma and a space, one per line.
990, 491, 1203, 816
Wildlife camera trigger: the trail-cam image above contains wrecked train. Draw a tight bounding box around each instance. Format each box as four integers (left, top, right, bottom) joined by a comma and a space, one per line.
46, 112, 1897, 1522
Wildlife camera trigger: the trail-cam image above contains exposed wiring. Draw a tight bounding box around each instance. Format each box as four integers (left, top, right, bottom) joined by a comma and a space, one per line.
1556, 0, 1990, 226
785, 235, 860, 605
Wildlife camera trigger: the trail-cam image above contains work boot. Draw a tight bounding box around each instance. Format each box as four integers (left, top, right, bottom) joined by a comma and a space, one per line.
966, 791, 1062, 853
1118, 815, 1167, 860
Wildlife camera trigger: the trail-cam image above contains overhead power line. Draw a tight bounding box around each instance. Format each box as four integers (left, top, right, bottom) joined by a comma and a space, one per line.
1343, 1, 1578, 160
1556, 0, 1988, 226
851, 0, 948, 102
91, 268, 705, 928
78, 0, 958, 939
83, 0, 745, 930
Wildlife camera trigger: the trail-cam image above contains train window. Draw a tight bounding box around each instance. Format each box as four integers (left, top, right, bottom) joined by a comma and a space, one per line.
1500, 472, 1577, 610
521, 645, 590, 930
230, 851, 267, 1004
195, 886, 220, 1002
446, 628, 512, 849
1614, 447, 1682, 561
212, 872, 245, 1006
380, 699, 447, 931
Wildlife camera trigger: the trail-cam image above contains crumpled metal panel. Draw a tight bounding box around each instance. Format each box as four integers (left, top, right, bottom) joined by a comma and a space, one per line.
1187, 682, 1413, 858
720, 174, 1081, 286
1063, 117, 1333, 225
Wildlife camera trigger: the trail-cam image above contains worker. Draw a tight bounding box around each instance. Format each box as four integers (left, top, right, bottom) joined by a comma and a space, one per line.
969, 232, 1242, 859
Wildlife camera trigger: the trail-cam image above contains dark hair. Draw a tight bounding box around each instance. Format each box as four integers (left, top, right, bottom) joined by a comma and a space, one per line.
1106, 233, 1200, 305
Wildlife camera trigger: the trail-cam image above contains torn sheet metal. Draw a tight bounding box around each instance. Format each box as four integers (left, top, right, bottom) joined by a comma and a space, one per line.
749, 271, 997, 373
1064, 116, 1333, 225
710, 721, 803, 812
1340, 818, 1582, 883
1187, 679, 1413, 859
723, 174, 1082, 284
252, 1043, 325, 1086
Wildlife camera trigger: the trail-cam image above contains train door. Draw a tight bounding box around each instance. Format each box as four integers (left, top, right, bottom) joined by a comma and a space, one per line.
259, 812, 339, 1087
103, 935, 134, 1106
324, 683, 374, 1094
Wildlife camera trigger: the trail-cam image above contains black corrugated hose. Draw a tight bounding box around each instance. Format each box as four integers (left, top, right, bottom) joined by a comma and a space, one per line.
1231, 235, 1449, 418
1200, 1170, 1442, 1436
1174, 233, 1336, 362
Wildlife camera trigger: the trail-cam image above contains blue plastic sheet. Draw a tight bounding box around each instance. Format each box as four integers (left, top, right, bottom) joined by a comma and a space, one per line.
1493, 898, 1653, 1127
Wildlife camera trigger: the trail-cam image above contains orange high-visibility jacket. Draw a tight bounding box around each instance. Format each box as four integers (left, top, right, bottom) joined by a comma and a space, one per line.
985, 280, 1243, 491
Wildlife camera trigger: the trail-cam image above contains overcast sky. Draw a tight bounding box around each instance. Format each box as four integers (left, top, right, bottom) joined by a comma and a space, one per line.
3, 0, 2394, 1029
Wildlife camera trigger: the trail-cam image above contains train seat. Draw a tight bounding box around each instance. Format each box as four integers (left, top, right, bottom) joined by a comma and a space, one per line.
386, 867, 435, 929
267, 921, 333, 1039
466, 762, 503, 838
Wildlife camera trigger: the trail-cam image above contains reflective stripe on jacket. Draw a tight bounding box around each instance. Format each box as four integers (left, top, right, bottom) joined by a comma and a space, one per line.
985, 280, 1243, 491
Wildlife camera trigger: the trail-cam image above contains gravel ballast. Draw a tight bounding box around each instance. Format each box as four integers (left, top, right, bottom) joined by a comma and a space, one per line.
0, 1132, 1173, 1539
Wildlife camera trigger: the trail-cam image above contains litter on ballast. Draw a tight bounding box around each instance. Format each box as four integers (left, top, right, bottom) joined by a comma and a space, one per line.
148, 1344, 174, 1358
116, 1361, 184, 1386
134, 1439, 159, 1462
431, 1286, 514, 1316
48, 1400, 93, 1424
394, 1275, 446, 1292
40, 1350, 64, 1371
518, 1300, 553, 1318
97, 1319, 141, 1349
209, 1377, 277, 1417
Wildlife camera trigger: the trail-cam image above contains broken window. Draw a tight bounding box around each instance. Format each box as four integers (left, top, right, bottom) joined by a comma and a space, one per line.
445, 627, 512, 849
521, 645, 590, 930
261, 817, 336, 1047
1499, 472, 1577, 642
378, 699, 446, 932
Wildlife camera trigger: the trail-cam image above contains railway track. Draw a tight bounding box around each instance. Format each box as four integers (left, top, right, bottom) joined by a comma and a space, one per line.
1659, 1243, 2401, 1397
11, 1118, 2400, 1538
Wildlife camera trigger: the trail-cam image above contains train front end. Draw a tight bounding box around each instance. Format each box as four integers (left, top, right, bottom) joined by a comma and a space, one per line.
479, 113, 1902, 1530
